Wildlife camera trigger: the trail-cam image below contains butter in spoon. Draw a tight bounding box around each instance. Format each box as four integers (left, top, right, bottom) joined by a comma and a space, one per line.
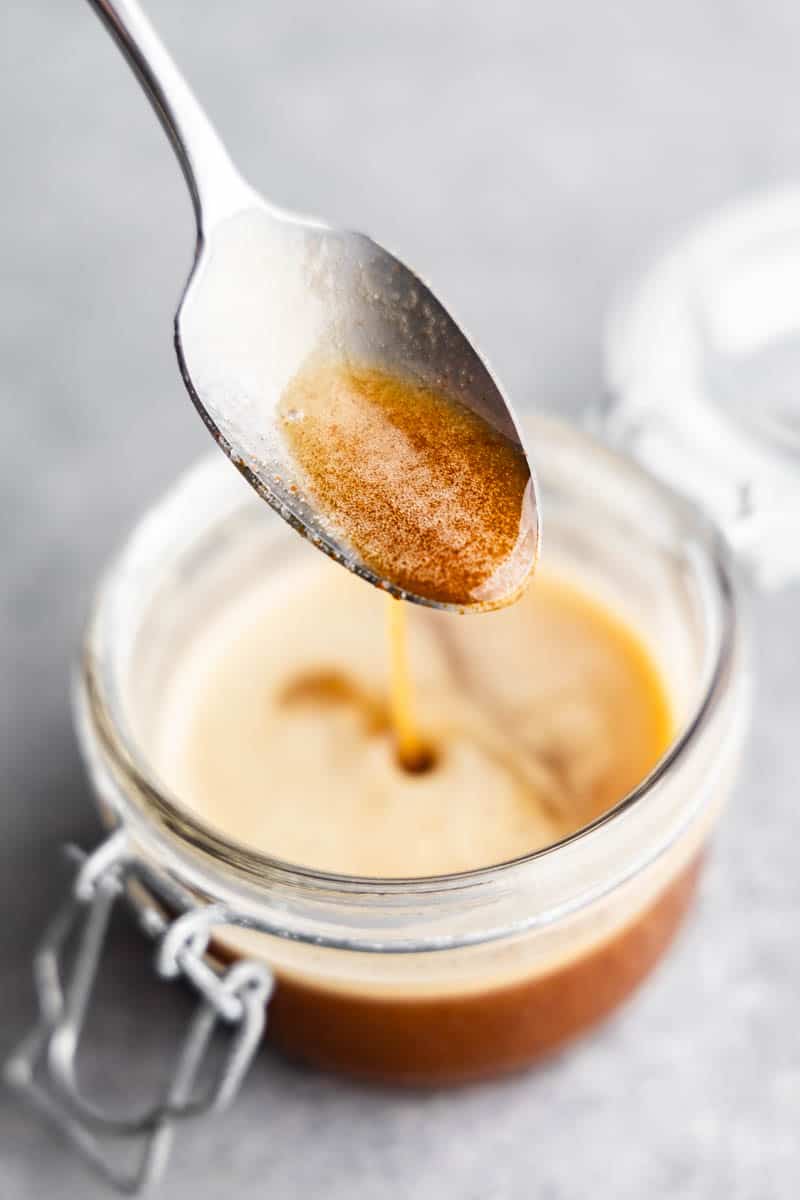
89, 0, 539, 611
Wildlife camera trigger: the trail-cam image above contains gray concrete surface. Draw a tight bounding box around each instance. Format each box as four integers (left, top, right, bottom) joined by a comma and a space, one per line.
2, 2, 799, 1196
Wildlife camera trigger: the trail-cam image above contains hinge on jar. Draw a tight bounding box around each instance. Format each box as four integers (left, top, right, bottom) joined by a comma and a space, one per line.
4, 829, 274, 1194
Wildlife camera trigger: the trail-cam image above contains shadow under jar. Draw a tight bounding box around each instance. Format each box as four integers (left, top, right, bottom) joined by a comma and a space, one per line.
75, 414, 747, 1086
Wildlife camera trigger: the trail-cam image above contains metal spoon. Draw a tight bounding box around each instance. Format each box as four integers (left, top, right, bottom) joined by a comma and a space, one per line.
88, 0, 539, 610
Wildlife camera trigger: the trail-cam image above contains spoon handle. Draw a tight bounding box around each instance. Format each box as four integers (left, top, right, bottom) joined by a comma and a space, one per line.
87, 0, 255, 232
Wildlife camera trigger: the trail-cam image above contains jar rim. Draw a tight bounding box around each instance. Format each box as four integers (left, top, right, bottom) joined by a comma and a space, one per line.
76, 416, 741, 914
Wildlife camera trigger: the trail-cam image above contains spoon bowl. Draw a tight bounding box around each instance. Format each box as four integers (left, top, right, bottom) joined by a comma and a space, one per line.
177, 203, 538, 606
91, 0, 539, 609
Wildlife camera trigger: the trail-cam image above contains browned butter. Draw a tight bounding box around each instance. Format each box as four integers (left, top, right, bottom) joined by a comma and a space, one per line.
279, 364, 536, 609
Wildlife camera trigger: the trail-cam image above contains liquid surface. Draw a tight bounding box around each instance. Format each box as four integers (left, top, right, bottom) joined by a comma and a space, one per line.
154, 558, 673, 877
279, 364, 536, 609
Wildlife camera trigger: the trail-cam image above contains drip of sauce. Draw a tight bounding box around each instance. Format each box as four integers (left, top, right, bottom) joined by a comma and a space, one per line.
385, 597, 432, 773
279, 364, 536, 609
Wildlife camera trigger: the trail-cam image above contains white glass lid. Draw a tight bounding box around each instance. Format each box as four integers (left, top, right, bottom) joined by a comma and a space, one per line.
604, 186, 800, 588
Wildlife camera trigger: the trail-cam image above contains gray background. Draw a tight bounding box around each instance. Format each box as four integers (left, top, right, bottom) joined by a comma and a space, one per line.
2, 2, 799, 1196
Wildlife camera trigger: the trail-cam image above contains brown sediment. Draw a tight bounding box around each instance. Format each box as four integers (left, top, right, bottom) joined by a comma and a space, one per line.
280, 668, 388, 735
265, 853, 704, 1085
279, 364, 535, 609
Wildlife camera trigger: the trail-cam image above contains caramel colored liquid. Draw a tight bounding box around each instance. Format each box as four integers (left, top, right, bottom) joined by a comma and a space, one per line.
279, 364, 535, 609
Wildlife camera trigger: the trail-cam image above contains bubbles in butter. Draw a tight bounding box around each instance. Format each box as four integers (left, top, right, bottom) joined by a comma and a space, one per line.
279, 364, 536, 609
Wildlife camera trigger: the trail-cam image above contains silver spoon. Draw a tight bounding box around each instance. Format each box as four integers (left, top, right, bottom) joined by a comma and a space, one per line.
89, 0, 539, 610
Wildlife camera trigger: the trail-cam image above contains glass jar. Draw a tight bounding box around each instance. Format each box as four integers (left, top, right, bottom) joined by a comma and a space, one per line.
9, 187, 797, 1193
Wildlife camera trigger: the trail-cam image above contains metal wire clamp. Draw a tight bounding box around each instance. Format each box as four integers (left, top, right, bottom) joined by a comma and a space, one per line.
4, 829, 274, 1194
